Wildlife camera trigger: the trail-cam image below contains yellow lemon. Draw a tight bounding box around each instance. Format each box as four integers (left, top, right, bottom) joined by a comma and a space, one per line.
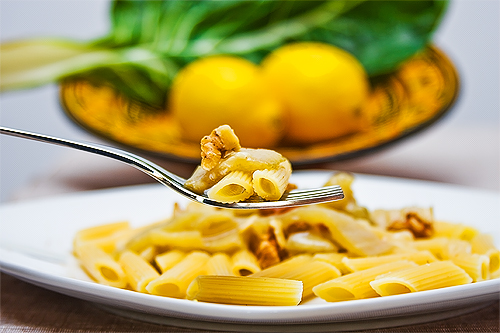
169, 56, 284, 148
262, 42, 370, 144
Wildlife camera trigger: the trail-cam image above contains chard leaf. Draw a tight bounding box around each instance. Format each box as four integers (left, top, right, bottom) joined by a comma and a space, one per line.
300, 0, 450, 75
0, 39, 118, 90
0, 0, 449, 107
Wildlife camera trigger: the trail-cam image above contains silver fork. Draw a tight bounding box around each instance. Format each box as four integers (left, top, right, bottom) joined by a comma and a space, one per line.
0, 126, 344, 209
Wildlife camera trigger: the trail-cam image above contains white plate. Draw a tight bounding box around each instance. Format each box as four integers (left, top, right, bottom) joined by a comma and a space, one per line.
1, 171, 499, 332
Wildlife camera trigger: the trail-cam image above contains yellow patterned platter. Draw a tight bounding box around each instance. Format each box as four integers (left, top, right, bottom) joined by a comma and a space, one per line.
60, 45, 459, 166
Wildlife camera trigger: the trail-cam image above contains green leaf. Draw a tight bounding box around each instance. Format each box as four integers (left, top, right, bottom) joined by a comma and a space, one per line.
301, 0, 450, 76
0, 0, 449, 106
0, 39, 115, 90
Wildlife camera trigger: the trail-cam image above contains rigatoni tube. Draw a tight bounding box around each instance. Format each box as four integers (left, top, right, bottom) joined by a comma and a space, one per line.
207, 171, 254, 203
470, 233, 500, 274
146, 251, 210, 298
231, 249, 261, 276
370, 261, 472, 296
78, 244, 127, 288
252, 160, 292, 200
154, 250, 186, 273
313, 260, 417, 302
341, 250, 436, 272
451, 253, 490, 282
118, 250, 159, 292
206, 253, 234, 276
252, 259, 341, 299
186, 275, 303, 306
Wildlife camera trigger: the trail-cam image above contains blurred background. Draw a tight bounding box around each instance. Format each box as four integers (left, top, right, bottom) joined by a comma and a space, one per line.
0, 0, 498, 203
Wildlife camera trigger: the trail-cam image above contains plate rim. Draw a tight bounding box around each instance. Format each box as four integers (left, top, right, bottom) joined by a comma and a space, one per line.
1, 255, 498, 325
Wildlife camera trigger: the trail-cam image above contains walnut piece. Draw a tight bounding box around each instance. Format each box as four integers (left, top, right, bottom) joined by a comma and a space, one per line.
284, 221, 311, 235
200, 125, 241, 171
386, 207, 434, 238
249, 227, 282, 269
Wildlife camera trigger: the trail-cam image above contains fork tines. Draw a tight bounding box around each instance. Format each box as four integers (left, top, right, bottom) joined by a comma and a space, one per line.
284, 185, 344, 200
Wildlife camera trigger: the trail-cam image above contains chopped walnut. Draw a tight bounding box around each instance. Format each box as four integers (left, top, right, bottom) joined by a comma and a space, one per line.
200, 125, 241, 171
285, 221, 311, 236
249, 227, 282, 269
386, 207, 434, 238
255, 239, 281, 269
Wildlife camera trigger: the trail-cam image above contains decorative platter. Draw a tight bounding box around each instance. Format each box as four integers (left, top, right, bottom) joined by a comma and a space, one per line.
0, 172, 498, 332
59, 45, 459, 165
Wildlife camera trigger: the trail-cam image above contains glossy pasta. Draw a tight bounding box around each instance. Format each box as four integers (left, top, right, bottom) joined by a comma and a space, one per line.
369, 261, 473, 296
186, 275, 303, 306
313, 260, 418, 301
184, 125, 293, 203
118, 251, 160, 292
73, 172, 499, 306
146, 251, 210, 298
77, 243, 128, 288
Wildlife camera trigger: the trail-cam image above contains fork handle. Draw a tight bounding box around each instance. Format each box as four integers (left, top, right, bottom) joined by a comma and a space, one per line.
0, 126, 187, 189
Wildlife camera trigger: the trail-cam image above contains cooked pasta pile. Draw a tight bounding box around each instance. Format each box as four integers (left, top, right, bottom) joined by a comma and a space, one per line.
184, 125, 294, 203
73, 172, 499, 306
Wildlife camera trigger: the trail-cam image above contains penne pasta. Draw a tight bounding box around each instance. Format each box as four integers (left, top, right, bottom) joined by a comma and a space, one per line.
206, 253, 234, 276
251, 254, 312, 278
441, 239, 472, 259
122, 230, 155, 255
370, 261, 472, 296
194, 211, 239, 237
470, 232, 496, 254
312, 252, 350, 274
413, 237, 449, 259
231, 249, 261, 276
207, 171, 254, 203
485, 249, 500, 275
470, 233, 500, 274
252, 257, 340, 299
287, 261, 342, 299
73, 221, 131, 254
139, 246, 157, 263
149, 229, 203, 250
252, 160, 292, 200
118, 219, 174, 254
313, 260, 418, 302
77, 243, 127, 288
146, 251, 210, 298
74, 221, 130, 244
161, 210, 206, 232
412, 238, 473, 260
433, 221, 479, 240
154, 250, 186, 273
118, 250, 160, 292
341, 251, 437, 272
451, 253, 490, 282
186, 275, 303, 306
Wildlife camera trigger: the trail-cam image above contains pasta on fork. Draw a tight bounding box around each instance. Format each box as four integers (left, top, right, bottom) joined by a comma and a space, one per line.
184, 125, 294, 203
